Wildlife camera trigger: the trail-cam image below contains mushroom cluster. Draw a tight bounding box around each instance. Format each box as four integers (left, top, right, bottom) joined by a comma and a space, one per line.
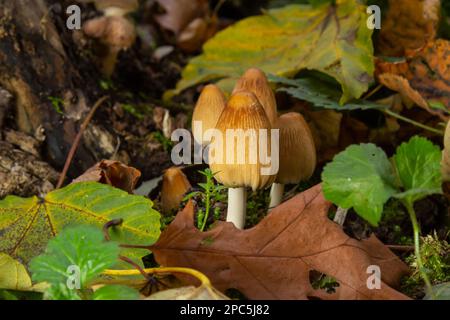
192, 68, 316, 229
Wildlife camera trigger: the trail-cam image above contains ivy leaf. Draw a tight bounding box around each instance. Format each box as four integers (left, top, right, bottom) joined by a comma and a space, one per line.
92, 285, 139, 300
425, 282, 450, 300
0, 182, 160, 267
322, 144, 397, 226
171, 0, 374, 104
393, 136, 442, 203
29, 225, 119, 288
270, 75, 386, 110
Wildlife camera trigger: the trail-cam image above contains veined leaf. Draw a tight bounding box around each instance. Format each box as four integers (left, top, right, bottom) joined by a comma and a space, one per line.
92, 285, 139, 300
322, 144, 397, 226
0, 182, 160, 267
393, 136, 442, 203
270, 75, 386, 110
0, 253, 32, 290
172, 0, 374, 103
29, 226, 120, 288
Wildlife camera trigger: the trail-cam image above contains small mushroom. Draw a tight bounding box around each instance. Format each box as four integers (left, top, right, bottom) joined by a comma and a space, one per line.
269, 112, 316, 209
232, 68, 278, 127
191, 84, 226, 145
82, 0, 138, 76
160, 167, 192, 214
209, 91, 276, 229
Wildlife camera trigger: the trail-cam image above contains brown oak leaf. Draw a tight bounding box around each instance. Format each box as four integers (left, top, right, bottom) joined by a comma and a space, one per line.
150, 184, 411, 300
71, 160, 141, 193
376, 39, 450, 120
377, 0, 440, 57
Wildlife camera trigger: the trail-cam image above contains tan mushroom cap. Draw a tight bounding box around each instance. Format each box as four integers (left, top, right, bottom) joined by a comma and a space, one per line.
191, 84, 226, 145
209, 91, 276, 191
275, 112, 316, 184
160, 167, 191, 214
83, 15, 136, 49
232, 68, 277, 127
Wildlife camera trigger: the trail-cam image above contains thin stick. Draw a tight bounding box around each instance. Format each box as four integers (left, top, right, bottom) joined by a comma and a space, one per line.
387, 244, 415, 252
333, 207, 348, 226
103, 218, 123, 241
103, 267, 211, 286
56, 96, 109, 189
383, 109, 444, 136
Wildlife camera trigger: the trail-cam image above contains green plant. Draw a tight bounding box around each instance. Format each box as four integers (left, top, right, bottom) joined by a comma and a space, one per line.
48, 96, 64, 114
153, 131, 174, 152
322, 136, 443, 296
184, 169, 226, 231
29, 225, 139, 300
405, 233, 450, 288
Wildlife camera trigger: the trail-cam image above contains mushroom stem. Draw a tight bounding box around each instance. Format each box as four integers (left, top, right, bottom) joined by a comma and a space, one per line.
102, 47, 119, 77
269, 182, 285, 210
227, 187, 247, 229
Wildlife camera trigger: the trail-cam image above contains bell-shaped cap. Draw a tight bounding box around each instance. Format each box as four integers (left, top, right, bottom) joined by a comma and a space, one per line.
209, 91, 276, 191
191, 84, 226, 145
275, 112, 316, 184
160, 167, 191, 214
232, 68, 277, 127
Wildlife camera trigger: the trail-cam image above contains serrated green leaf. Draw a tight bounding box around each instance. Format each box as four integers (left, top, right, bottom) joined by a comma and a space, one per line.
0, 182, 160, 267
270, 75, 386, 110
172, 0, 374, 103
393, 136, 442, 203
322, 144, 397, 226
92, 285, 139, 300
29, 225, 119, 288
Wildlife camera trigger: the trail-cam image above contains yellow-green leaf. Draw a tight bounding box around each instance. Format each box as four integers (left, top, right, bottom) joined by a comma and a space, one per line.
171, 0, 374, 104
0, 253, 32, 290
0, 182, 160, 267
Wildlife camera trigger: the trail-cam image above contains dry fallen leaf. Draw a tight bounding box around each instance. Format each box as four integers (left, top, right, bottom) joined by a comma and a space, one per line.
146, 283, 229, 300
442, 121, 450, 182
377, 40, 450, 119
377, 0, 441, 57
151, 184, 410, 300
71, 160, 141, 193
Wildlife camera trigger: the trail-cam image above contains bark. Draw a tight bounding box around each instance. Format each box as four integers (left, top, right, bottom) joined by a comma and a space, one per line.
0, 0, 99, 178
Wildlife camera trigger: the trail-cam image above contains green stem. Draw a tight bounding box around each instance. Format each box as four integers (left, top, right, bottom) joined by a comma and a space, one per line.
200, 176, 212, 231
404, 200, 434, 298
383, 109, 444, 136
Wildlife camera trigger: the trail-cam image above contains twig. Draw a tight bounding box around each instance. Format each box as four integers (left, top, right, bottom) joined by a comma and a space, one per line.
383, 109, 444, 136
103, 218, 123, 241
56, 96, 109, 189
104, 267, 212, 286
386, 244, 415, 252
333, 207, 348, 226
119, 255, 151, 280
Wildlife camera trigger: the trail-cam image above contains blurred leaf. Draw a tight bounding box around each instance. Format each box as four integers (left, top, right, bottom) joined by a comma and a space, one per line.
393, 136, 442, 203
146, 283, 229, 300
377, 0, 441, 57
0, 253, 32, 290
425, 282, 450, 300
270, 75, 386, 110
376, 39, 450, 118
322, 144, 397, 226
0, 182, 161, 267
29, 226, 119, 287
92, 285, 139, 300
172, 0, 374, 104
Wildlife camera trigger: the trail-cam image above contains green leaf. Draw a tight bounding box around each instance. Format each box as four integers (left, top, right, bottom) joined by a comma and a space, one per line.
0, 182, 160, 267
29, 225, 119, 288
322, 144, 397, 226
172, 0, 374, 103
44, 283, 82, 300
393, 136, 442, 203
270, 75, 386, 110
92, 285, 139, 300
